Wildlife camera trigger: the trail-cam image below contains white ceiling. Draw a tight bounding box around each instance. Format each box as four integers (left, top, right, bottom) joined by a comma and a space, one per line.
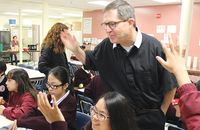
0, 0, 200, 18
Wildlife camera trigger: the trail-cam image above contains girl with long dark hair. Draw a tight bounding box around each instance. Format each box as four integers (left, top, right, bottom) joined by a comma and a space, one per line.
37, 91, 139, 130
0, 68, 37, 120
9, 66, 77, 130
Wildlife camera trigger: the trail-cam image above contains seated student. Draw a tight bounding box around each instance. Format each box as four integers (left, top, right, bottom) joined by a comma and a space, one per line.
166, 94, 187, 129
83, 75, 105, 103
74, 66, 95, 87
37, 91, 139, 130
156, 36, 200, 130
0, 68, 37, 120
0, 58, 9, 102
70, 53, 79, 61
9, 66, 77, 130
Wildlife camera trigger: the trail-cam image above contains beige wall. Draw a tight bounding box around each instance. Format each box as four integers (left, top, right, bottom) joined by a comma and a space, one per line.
0, 15, 82, 44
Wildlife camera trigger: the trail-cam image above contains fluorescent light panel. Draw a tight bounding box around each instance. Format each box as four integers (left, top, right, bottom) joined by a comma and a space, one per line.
22, 9, 42, 13
62, 14, 82, 17
48, 16, 64, 18
3, 12, 27, 15
153, 0, 181, 3
49, 8, 65, 10
88, 1, 111, 6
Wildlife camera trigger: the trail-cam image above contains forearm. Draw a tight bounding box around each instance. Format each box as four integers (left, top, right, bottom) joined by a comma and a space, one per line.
73, 47, 86, 65
161, 87, 177, 115
178, 83, 200, 130
173, 68, 191, 86
51, 121, 68, 130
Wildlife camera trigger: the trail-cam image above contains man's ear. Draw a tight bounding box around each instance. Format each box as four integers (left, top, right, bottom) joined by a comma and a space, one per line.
128, 18, 135, 27
63, 83, 69, 90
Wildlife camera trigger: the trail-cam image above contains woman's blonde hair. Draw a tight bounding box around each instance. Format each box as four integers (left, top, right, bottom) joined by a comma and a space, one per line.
41, 22, 69, 54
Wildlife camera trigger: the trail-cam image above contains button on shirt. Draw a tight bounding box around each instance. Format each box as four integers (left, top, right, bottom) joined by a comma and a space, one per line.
84, 27, 178, 109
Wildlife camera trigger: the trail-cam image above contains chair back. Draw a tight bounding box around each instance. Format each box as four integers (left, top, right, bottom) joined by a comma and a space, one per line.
35, 67, 38, 71
76, 111, 91, 130
68, 62, 79, 77
91, 70, 99, 75
34, 77, 45, 93
18, 64, 26, 67
168, 125, 185, 130
77, 94, 95, 115
24, 65, 34, 69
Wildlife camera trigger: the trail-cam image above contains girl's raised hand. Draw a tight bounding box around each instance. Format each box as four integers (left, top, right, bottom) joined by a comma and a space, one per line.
37, 92, 65, 124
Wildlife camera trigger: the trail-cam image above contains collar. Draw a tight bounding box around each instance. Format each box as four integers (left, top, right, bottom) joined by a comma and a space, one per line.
113, 26, 142, 49
50, 90, 70, 107
82, 66, 90, 74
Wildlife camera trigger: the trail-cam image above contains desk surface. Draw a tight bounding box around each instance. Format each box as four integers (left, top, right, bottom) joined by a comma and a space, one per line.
187, 67, 200, 74
6, 64, 45, 81
0, 115, 13, 128
69, 60, 83, 67
189, 75, 200, 83
74, 87, 85, 92
0, 50, 40, 53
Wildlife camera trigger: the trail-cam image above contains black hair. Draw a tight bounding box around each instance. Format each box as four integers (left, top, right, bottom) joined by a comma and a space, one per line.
7, 68, 37, 106
196, 80, 200, 91
0, 58, 7, 74
48, 66, 74, 96
99, 92, 139, 130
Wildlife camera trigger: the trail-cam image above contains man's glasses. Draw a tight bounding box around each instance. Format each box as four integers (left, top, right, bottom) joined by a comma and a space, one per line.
101, 20, 127, 30
90, 106, 110, 122
45, 83, 63, 90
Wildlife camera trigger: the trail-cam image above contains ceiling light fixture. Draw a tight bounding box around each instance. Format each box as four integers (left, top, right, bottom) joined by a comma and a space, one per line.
22, 9, 42, 13
62, 14, 82, 17
49, 8, 65, 10
88, 1, 111, 6
153, 0, 181, 3
3, 12, 27, 15
48, 16, 64, 18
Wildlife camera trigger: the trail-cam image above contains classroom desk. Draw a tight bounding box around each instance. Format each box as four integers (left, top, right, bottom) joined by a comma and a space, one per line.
74, 87, 85, 93
187, 67, 200, 75
0, 115, 13, 128
189, 74, 200, 83
0, 50, 40, 62
74, 87, 85, 99
69, 60, 83, 67
6, 64, 45, 82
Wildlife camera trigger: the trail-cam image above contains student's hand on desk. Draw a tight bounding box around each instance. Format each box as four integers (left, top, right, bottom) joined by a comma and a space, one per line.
0, 105, 5, 114
60, 29, 80, 52
37, 92, 65, 124
9, 120, 18, 130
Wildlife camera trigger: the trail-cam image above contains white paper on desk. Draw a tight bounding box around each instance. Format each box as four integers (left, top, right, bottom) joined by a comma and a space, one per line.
187, 56, 191, 68
78, 88, 85, 92
193, 57, 198, 69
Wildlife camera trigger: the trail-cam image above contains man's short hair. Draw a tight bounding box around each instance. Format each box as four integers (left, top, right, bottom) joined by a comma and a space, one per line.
103, 0, 136, 28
